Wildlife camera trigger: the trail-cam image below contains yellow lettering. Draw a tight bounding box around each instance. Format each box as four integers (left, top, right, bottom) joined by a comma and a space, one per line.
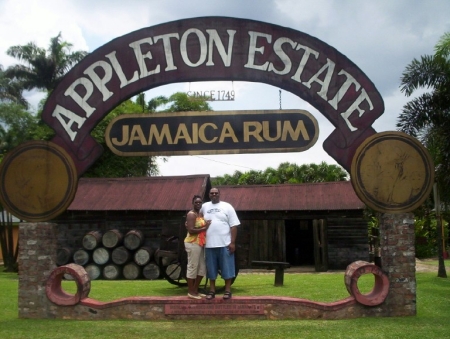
262, 121, 281, 141
148, 124, 173, 145
219, 122, 238, 143
128, 125, 147, 145
281, 121, 310, 141
244, 121, 264, 142
173, 123, 192, 144
199, 123, 218, 143
192, 123, 199, 143
112, 125, 129, 146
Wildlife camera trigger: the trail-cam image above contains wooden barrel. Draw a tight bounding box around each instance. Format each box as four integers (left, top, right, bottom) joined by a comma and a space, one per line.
111, 246, 131, 265
85, 264, 102, 280
124, 229, 145, 250
82, 230, 103, 250
154, 249, 175, 267
134, 246, 154, 266
56, 247, 73, 266
73, 249, 90, 266
143, 261, 161, 280
93, 247, 110, 265
123, 262, 141, 280
103, 264, 121, 280
102, 229, 123, 248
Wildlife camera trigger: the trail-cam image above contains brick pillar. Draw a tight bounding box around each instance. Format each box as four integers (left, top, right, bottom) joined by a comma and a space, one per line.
18, 222, 57, 318
379, 213, 416, 316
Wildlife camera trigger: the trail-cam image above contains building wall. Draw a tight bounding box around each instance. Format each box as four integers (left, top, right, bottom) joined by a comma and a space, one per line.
239, 210, 368, 270
52, 211, 186, 275
54, 212, 180, 254
52, 209, 368, 271
327, 217, 370, 269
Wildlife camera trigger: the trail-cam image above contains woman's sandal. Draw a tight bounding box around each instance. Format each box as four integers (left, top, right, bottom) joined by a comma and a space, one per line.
223, 291, 232, 300
206, 291, 215, 300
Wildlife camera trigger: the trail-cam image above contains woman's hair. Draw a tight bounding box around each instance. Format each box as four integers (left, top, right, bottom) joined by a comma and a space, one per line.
192, 195, 202, 203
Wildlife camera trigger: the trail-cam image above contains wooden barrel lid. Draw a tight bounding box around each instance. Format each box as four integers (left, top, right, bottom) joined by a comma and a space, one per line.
0, 141, 78, 221
351, 132, 434, 213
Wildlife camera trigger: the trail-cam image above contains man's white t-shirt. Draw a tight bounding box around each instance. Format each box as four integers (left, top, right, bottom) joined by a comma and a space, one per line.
200, 201, 240, 248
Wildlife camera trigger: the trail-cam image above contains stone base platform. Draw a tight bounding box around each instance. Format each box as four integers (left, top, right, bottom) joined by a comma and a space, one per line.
60, 295, 366, 320
32, 261, 393, 320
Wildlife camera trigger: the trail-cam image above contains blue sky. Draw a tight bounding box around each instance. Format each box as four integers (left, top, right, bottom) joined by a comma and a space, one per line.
1, 0, 449, 176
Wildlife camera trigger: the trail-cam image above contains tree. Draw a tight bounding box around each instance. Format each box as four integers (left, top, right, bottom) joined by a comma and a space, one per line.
0, 103, 37, 159
212, 161, 348, 185
0, 65, 27, 107
397, 32, 450, 199
0, 103, 37, 272
83, 99, 159, 177
5, 32, 88, 92
147, 95, 169, 112
398, 31, 449, 278
163, 92, 211, 112
85, 91, 213, 177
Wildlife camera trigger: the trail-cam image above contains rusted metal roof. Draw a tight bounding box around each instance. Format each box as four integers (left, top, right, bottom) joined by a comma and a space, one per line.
68, 175, 210, 211
68, 176, 363, 212
217, 181, 364, 211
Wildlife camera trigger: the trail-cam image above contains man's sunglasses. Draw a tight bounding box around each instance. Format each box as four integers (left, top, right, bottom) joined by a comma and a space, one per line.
210, 192, 219, 195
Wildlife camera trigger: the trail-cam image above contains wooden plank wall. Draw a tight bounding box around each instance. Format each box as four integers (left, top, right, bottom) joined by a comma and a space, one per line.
243, 219, 285, 264
326, 217, 369, 269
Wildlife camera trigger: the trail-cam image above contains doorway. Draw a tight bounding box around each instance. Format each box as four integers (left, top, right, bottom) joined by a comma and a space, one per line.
285, 219, 314, 266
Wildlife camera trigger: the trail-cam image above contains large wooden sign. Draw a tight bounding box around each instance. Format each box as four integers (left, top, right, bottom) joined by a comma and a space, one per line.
1, 17, 397, 220
41, 16, 384, 175
105, 110, 318, 156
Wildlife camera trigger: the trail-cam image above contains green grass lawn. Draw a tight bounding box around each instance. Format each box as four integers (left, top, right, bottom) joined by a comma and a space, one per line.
0, 267, 449, 339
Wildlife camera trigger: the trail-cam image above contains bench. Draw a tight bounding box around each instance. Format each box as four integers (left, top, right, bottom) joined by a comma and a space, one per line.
251, 261, 291, 286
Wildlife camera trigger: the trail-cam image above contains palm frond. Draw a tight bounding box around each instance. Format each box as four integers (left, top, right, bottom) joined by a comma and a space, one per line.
400, 55, 449, 96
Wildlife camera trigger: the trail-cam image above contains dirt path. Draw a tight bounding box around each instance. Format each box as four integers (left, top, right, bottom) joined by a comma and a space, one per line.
242, 260, 444, 274
415, 258, 444, 273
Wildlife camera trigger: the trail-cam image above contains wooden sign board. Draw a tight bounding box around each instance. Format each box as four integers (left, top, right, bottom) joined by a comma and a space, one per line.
105, 110, 319, 156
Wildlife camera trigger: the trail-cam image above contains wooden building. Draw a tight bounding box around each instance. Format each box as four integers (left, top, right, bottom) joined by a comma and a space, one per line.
53, 175, 368, 271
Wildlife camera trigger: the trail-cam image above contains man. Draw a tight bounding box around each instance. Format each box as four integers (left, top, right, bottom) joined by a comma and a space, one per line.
200, 187, 240, 300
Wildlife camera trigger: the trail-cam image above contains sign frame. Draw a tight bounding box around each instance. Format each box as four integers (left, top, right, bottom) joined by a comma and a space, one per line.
105, 109, 319, 156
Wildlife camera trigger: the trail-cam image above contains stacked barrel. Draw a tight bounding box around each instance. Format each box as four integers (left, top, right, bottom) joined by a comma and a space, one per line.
56, 229, 161, 281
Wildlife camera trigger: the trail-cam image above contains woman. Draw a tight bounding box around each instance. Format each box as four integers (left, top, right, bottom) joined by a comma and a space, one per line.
184, 195, 211, 299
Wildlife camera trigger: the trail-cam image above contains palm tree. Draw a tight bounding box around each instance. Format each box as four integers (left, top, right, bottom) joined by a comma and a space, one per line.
0, 65, 27, 107
397, 32, 450, 193
5, 32, 87, 92
133, 93, 170, 113
147, 95, 169, 112
397, 31, 449, 278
